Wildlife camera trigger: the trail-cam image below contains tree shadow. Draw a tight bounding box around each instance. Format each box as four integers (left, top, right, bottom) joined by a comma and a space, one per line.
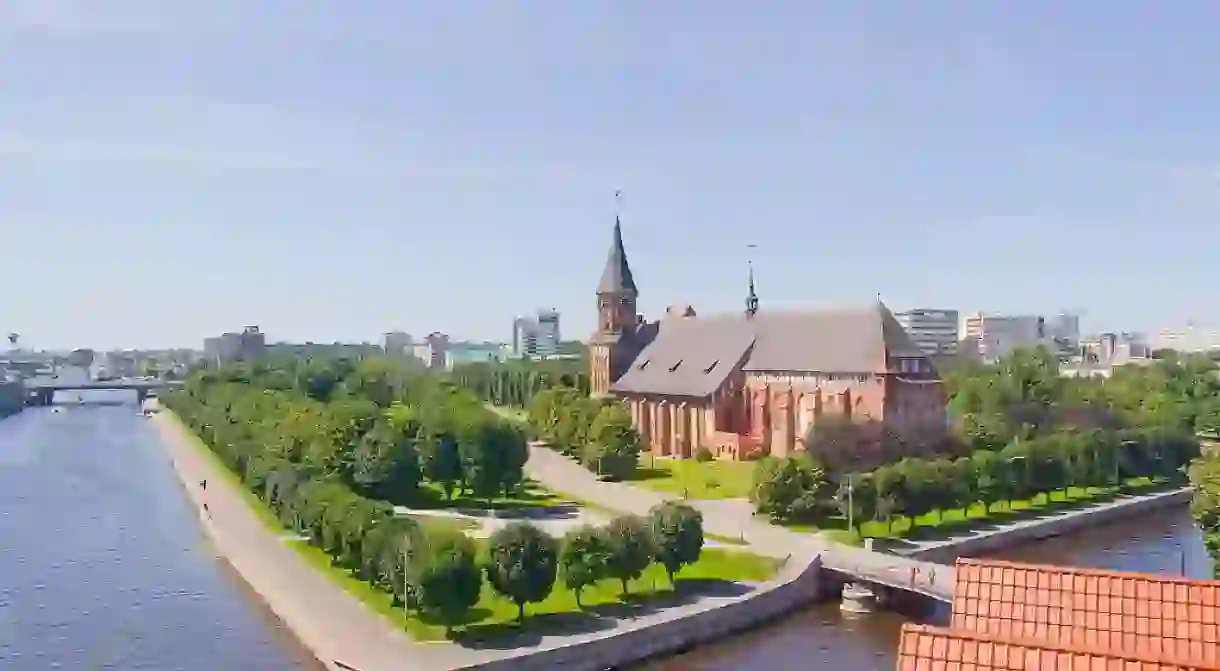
623, 467, 672, 483
449, 579, 754, 650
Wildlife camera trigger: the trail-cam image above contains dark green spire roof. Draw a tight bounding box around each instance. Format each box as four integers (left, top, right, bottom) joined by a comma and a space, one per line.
597, 217, 638, 296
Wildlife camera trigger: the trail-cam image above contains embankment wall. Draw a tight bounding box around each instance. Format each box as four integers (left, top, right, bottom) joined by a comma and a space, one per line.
451, 554, 825, 671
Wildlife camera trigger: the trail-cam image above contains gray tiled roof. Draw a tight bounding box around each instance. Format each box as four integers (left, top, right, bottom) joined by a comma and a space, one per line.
610, 302, 927, 398
597, 218, 638, 296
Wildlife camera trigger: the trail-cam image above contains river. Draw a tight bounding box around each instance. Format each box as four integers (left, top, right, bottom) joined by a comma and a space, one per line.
0, 403, 321, 670
0, 405, 1210, 670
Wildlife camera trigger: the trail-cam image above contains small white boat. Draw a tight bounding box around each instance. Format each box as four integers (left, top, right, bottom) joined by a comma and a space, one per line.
52, 407, 63, 414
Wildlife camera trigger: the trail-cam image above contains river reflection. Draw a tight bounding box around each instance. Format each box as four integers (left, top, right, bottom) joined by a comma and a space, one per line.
643, 506, 1210, 671
0, 406, 320, 670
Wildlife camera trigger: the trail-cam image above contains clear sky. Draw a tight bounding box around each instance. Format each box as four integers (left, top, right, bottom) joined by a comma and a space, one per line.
4, 2, 1220, 351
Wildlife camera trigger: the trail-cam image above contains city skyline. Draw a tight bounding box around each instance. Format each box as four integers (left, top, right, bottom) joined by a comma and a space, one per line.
7, 2, 1220, 350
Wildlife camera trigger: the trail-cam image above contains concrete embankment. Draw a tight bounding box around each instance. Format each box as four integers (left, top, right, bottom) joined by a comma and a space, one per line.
452, 555, 825, 671
902, 487, 1193, 564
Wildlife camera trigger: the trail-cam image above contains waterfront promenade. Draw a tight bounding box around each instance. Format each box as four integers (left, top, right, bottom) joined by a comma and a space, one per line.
150, 409, 813, 671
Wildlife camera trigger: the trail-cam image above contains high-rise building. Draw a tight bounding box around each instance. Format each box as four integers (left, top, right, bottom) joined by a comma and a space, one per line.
205, 326, 265, 365
511, 310, 561, 358
535, 310, 560, 356
382, 331, 413, 357
894, 308, 959, 356
976, 315, 1046, 362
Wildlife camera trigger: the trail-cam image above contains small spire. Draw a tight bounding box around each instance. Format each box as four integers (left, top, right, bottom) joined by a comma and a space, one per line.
597, 191, 638, 296
745, 244, 759, 317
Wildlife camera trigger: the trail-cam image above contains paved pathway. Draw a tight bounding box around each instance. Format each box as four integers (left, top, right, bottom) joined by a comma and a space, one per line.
524, 446, 955, 601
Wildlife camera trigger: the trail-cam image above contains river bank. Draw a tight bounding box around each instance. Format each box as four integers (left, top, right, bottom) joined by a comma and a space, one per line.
151, 407, 843, 671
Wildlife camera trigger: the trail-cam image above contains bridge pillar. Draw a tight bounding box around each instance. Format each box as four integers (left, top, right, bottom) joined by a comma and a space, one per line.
135, 389, 148, 407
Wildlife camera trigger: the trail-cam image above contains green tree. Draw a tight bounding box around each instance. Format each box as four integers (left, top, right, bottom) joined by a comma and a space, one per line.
602, 515, 656, 595
485, 522, 559, 621
560, 525, 610, 607
584, 403, 642, 479
648, 502, 704, 584
414, 530, 483, 633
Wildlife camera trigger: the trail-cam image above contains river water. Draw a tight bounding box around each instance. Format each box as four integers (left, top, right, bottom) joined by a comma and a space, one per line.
0, 406, 1210, 670
0, 404, 319, 670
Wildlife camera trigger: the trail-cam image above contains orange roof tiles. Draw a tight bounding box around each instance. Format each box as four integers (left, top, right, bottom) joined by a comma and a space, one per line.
951, 558, 1220, 666
897, 623, 1219, 670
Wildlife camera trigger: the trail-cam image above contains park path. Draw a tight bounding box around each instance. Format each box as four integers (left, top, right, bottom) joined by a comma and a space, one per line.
524, 445, 956, 600
150, 409, 499, 671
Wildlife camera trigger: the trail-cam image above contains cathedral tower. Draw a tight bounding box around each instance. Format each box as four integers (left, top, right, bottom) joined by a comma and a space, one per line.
588, 217, 640, 396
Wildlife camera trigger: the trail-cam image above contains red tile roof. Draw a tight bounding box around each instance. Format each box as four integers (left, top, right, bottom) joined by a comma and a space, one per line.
952, 558, 1220, 665
897, 623, 1219, 670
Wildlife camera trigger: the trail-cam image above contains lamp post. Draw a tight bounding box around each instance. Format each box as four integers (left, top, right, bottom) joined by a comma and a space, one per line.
847, 473, 855, 533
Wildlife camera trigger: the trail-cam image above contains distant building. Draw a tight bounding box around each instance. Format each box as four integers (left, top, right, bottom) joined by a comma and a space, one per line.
412, 332, 450, 370
264, 341, 381, 360
894, 308, 959, 356
511, 309, 562, 358
1045, 313, 1081, 357
203, 326, 266, 366
382, 331, 414, 357
1152, 324, 1220, 353
446, 341, 510, 369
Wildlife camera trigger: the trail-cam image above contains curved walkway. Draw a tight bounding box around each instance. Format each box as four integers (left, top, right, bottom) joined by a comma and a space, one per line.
523, 446, 955, 601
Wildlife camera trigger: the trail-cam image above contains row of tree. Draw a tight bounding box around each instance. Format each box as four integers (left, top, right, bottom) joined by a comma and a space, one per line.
396, 502, 705, 630
450, 360, 590, 408
757, 425, 1199, 529
526, 386, 644, 479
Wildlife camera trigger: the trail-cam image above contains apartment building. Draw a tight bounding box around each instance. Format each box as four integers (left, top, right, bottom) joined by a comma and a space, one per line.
894, 308, 959, 356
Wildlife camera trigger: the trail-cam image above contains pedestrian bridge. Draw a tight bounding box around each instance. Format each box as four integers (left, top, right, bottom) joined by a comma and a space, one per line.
818, 547, 954, 605
24, 379, 183, 406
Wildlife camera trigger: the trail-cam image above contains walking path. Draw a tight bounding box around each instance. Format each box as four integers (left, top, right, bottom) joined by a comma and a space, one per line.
524, 446, 955, 601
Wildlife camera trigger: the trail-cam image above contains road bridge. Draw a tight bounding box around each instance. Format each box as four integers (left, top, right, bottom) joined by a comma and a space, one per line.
23, 379, 183, 406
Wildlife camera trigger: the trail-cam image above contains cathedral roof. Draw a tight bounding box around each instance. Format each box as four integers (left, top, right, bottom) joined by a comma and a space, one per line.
610, 302, 927, 398
597, 218, 638, 296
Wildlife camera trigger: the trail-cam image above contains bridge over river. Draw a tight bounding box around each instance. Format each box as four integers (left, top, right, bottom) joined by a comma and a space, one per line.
23, 379, 183, 406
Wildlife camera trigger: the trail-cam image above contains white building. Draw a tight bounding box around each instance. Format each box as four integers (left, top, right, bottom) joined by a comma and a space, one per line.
511, 309, 561, 358
1152, 325, 1220, 353
895, 308, 959, 356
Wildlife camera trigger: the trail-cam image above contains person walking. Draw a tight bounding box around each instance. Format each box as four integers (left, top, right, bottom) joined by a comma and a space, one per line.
200, 479, 207, 490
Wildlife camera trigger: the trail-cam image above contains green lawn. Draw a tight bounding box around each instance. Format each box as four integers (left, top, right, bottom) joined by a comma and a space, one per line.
169, 411, 778, 644
786, 477, 1170, 545
295, 539, 779, 643
630, 456, 756, 500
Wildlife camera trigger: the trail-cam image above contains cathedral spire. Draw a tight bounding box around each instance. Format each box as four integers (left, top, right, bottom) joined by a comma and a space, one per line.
745, 244, 759, 317
597, 192, 638, 296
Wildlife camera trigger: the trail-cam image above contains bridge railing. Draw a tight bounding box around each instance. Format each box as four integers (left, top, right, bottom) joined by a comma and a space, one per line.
821, 558, 951, 600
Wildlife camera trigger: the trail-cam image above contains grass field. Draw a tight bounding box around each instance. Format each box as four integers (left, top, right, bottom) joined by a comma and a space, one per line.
296, 540, 779, 643
629, 456, 756, 500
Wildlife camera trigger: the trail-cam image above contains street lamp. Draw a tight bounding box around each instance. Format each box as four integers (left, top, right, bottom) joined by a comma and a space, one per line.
846, 473, 855, 533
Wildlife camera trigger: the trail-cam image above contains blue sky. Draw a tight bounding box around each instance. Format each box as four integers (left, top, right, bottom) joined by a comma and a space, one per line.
3, 2, 1220, 350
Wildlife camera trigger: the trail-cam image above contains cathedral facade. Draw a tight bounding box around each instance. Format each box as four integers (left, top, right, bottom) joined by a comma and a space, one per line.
588, 220, 949, 466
